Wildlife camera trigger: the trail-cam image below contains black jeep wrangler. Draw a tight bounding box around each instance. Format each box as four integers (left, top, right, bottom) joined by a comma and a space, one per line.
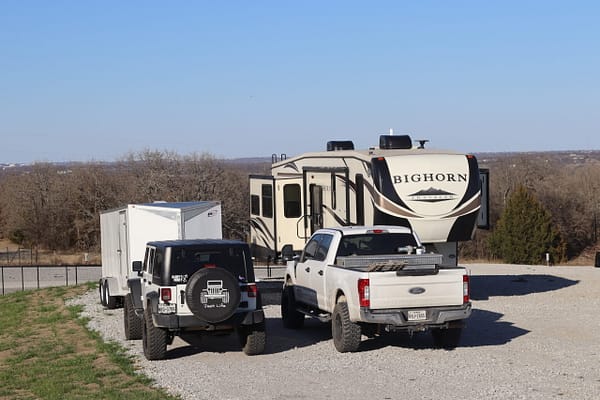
125, 239, 266, 360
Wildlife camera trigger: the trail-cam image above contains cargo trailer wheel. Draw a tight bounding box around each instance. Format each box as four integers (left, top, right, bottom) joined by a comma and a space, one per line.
332, 298, 361, 353
281, 285, 304, 329
102, 281, 118, 309
432, 327, 462, 349
142, 307, 167, 360
124, 294, 142, 340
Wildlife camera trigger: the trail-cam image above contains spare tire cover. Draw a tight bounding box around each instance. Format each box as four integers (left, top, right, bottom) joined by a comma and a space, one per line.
185, 268, 241, 323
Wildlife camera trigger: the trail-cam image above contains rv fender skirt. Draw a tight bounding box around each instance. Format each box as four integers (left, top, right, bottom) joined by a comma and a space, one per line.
185, 268, 241, 323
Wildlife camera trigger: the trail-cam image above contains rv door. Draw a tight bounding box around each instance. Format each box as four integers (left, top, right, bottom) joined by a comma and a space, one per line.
303, 167, 351, 235
309, 184, 323, 234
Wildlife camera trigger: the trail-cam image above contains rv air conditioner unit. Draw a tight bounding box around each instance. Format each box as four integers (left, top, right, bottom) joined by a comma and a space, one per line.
379, 134, 412, 150
326, 140, 355, 151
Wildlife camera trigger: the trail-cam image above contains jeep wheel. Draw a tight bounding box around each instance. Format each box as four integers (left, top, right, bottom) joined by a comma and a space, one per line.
281, 284, 304, 329
185, 268, 241, 323
142, 307, 167, 360
332, 298, 361, 353
432, 327, 462, 349
124, 294, 142, 340
238, 322, 266, 356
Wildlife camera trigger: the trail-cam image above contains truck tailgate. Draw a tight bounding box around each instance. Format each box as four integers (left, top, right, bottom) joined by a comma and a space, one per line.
368, 268, 466, 309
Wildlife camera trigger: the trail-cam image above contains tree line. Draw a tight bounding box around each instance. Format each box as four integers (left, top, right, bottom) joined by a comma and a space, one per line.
0, 151, 265, 253
1, 150, 599, 264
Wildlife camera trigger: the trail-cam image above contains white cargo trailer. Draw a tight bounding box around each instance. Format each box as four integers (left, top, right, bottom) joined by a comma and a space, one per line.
99, 201, 222, 308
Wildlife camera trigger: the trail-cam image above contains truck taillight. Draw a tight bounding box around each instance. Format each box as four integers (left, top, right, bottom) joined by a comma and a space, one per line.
358, 279, 370, 307
463, 275, 470, 303
243, 283, 258, 298
161, 288, 172, 302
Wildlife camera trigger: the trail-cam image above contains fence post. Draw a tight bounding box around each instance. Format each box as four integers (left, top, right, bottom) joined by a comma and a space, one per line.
75, 266, 79, 285
21, 265, 24, 291
65, 265, 69, 286
37, 266, 40, 289
1, 267, 4, 295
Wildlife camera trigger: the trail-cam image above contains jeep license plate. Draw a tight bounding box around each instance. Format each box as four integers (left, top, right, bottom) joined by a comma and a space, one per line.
407, 310, 427, 321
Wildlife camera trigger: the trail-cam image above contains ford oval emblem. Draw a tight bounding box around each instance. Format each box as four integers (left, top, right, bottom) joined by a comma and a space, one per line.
409, 287, 426, 295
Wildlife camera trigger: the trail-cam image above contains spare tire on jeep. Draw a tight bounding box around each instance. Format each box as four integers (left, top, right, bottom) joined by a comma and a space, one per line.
185, 267, 241, 323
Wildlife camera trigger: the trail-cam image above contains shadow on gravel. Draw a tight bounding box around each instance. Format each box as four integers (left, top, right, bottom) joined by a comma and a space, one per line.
470, 274, 579, 300
358, 308, 529, 352
156, 316, 332, 358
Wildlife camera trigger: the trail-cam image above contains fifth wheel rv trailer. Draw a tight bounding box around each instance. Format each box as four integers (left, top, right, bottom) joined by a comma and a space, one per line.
249, 134, 488, 266
99, 201, 222, 309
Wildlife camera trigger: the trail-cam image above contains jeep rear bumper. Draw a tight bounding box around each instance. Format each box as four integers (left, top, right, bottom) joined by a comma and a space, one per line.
152, 309, 265, 331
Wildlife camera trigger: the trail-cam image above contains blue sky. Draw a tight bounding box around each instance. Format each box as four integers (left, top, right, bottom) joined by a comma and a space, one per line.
1, 1, 599, 163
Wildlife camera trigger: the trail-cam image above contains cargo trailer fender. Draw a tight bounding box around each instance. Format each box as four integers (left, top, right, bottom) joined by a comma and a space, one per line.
127, 277, 144, 315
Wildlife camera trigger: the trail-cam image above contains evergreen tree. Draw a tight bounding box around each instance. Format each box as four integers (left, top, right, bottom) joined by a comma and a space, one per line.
488, 185, 566, 264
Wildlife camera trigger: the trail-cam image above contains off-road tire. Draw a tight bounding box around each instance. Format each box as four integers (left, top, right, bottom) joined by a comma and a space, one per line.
281, 284, 304, 329
238, 322, 266, 355
332, 299, 361, 353
142, 306, 167, 360
123, 294, 142, 340
102, 281, 118, 310
186, 267, 241, 323
432, 327, 462, 349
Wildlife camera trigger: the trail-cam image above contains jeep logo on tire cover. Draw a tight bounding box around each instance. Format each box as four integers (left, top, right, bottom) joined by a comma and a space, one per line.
200, 280, 230, 308
185, 267, 241, 323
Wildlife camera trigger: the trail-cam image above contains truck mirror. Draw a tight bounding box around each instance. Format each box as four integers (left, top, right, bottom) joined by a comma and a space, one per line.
132, 261, 143, 273
281, 244, 295, 262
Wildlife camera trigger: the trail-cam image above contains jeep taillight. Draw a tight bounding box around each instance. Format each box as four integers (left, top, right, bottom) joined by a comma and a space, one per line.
463, 274, 470, 304
161, 288, 172, 302
358, 278, 370, 307
242, 283, 258, 298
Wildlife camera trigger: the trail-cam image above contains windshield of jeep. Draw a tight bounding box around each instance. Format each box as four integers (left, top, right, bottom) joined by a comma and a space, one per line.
168, 246, 248, 283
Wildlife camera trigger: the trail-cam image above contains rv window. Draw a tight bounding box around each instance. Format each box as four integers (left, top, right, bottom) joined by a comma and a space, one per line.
283, 184, 301, 218
331, 173, 337, 210
250, 195, 260, 215
261, 184, 273, 218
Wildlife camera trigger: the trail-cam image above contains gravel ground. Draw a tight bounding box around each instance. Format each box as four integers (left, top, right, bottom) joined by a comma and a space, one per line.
69, 264, 600, 400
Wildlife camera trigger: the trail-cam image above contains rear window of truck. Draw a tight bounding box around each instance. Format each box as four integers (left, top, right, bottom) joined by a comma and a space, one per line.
336, 233, 418, 257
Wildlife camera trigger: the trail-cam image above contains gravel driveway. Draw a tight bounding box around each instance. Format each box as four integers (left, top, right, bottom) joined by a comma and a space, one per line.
70, 264, 600, 400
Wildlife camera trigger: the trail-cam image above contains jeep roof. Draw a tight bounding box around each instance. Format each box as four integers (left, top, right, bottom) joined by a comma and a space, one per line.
145, 239, 255, 285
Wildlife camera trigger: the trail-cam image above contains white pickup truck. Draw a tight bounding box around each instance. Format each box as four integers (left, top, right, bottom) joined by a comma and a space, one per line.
281, 226, 471, 352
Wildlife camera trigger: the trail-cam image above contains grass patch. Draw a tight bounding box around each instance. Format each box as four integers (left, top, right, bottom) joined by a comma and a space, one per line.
0, 286, 181, 400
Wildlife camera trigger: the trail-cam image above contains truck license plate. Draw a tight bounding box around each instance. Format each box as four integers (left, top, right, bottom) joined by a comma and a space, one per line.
407, 310, 427, 321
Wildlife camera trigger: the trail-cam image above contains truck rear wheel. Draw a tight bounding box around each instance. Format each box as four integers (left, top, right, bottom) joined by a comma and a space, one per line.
238, 322, 266, 355
332, 299, 361, 353
142, 306, 167, 360
432, 327, 462, 349
281, 285, 304, 329
124, 294, 142, 340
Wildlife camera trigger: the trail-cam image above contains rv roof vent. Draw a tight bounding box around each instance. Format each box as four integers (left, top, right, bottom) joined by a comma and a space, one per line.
379, 135, 412, 150
327, 140, 355, 151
